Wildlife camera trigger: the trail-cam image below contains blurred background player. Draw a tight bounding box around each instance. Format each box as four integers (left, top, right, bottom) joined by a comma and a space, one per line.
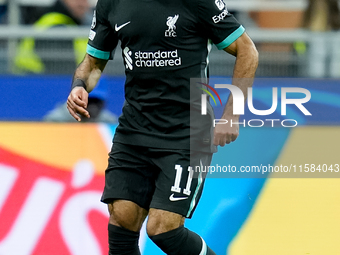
299, 0, 340, 77
14, 0, 91, 74
303, 0, 340, 31
44, 78, 118, 123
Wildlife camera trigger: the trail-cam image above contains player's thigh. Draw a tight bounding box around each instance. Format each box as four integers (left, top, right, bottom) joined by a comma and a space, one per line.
102, 143, 157, 231
150, 150, 212, 220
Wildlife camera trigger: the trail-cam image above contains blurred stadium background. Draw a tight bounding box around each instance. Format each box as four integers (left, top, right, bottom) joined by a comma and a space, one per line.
0, 0, 340, 255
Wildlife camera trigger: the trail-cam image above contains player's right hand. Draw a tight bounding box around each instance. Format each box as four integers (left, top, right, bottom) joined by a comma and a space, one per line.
213, 117, 239, 146
67, 87, 90, 122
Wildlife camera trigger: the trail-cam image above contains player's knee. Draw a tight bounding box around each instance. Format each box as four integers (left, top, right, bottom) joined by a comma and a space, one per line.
146, 209, 184, 237
146, 217, 161, 237
108, 200, 147, 232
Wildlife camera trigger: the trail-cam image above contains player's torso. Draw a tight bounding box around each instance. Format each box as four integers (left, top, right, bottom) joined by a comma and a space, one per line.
101, 0, 214, 150
106, 0, 209, 74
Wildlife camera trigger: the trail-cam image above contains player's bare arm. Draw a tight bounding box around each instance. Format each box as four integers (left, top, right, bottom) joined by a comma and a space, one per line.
214, 32, 258, 146
67, 54, 108, 121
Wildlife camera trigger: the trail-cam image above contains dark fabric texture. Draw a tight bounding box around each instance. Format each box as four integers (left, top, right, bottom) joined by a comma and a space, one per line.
150, 225, 216, 255
108, 224, 141, 255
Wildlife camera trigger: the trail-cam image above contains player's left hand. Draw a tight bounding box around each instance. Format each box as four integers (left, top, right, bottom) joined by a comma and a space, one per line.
213, 117, 239, 146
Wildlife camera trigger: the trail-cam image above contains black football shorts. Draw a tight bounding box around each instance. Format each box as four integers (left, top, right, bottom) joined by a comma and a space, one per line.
101, 142, 213, 218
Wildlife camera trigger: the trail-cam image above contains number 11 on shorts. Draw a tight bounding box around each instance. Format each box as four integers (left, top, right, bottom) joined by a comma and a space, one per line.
171, 165, 193, 196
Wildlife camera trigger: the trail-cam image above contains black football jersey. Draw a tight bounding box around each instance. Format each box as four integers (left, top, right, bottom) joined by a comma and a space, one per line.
87, 0, 244, 151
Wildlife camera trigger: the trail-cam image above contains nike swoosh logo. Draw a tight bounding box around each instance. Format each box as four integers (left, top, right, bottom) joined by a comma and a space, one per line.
115, 21, 131, 31
169, 194, 188, 202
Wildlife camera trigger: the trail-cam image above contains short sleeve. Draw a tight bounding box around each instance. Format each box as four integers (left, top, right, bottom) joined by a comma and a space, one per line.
87, 0, 118, 60
198, 0, 245, 50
